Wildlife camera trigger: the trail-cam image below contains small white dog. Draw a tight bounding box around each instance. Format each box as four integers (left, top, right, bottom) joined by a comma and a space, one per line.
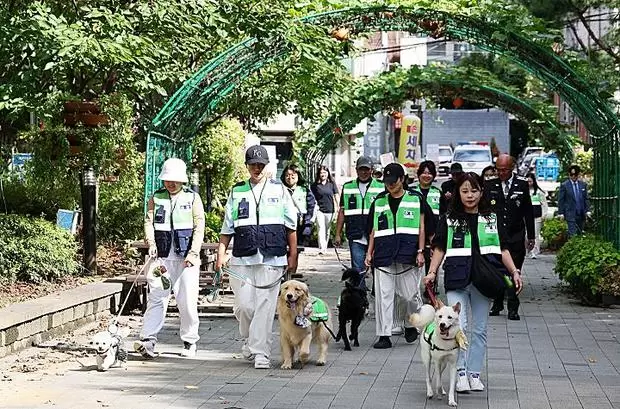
409, 301, 467, 407
89, 326, 130, 371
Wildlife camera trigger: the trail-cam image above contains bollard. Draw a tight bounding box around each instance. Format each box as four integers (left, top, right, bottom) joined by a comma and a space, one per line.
81, 166, 97, 275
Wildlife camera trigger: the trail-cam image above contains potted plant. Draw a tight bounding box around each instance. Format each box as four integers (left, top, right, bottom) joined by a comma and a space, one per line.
599, 266, 620, 306
541, 218, 568, 250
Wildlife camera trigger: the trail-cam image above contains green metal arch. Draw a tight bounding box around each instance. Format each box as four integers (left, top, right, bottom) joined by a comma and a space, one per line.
147, 4, 620, 245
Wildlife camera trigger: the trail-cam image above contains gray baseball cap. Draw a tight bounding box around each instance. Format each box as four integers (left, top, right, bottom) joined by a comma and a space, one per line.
356, 156, 373, 169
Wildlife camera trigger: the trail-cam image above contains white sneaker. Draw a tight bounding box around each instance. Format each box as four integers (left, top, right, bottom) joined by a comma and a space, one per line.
456, 372, 471, 393
468, 373, 485, 391
391, 326, 403, 335
241, 343, 255, 361
254, 354, 270, 369
181, 342, 196, 357
134, 340, 156, 359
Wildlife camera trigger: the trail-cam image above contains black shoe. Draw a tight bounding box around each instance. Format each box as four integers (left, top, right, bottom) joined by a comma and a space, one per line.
507, 311, 521, 321
373, 336, 392, 349
489, 306, 503, 316
404, 327, 419, 343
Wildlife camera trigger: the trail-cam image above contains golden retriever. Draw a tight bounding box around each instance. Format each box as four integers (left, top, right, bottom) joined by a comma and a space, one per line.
277, 280, 332, 369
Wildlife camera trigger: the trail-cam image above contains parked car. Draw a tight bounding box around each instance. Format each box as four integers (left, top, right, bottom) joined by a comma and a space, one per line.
436, 145, 454, 176
518, 153, 542, 175
518, 146, 544, 165
452, 144, 493, 175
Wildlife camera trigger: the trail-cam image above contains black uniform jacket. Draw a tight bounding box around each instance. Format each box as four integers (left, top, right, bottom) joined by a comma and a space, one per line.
483, 174, 535, 244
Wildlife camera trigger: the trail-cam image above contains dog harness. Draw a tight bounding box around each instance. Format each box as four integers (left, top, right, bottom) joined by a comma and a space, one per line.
423, 322, 459, 352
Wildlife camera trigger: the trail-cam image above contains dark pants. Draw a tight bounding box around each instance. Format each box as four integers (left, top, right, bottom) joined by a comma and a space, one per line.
492, 241, 525, 313
567, 215, 585, 237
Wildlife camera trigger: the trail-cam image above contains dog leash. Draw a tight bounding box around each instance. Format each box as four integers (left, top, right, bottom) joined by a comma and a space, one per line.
108, 255, 155, 334
425, 282, 439, 308
221, 266, 285, 289
374, 265, 415, 276
333, 245, 351, 270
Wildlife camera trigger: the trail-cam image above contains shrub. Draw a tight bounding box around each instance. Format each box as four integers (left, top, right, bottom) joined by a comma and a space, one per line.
205, 211, 223, 243
541, 217, 568, 249
0, 214, 79, 284
555, 234, 620, 298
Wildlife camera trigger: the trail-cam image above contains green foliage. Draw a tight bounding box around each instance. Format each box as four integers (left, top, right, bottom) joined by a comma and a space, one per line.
555, 234, 620, 297
205, 211, 223, 244
192, 118, 246, 209
575, 150, 593, 179
0, 214, 79, 284
541, 217, 568, 248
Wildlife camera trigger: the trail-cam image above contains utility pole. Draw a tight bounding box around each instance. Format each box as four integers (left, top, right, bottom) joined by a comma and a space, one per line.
81, 166, 97, 275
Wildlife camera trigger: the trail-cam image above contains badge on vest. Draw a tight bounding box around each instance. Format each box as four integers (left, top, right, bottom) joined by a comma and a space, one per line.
266, 197, 280, 205
348, 195, 357, 209
451, 233, 465, 248
154, 205, 166, 224
179, 203, 192, 211
485, 223, 498, 234
237, 198, 250, 219
403, 210, 415, 219
378, 212, 389, 230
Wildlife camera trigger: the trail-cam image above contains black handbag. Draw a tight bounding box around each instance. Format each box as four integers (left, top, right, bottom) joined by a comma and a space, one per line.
470, 253, 506, 299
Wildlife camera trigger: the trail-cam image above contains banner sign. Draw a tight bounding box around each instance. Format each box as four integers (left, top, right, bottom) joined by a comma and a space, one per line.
398, 115, 421, 166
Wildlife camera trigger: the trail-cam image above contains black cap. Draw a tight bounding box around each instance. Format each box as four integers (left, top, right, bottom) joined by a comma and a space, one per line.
356, 156, 373, 169
245, 145, 269, 165
450, 163, 463, 173
569, 164, 580, 175
383, 163, 405, 184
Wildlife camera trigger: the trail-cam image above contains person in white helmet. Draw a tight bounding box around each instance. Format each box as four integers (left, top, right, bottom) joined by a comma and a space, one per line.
135, 158, 205, 359
215, 145, 298, 369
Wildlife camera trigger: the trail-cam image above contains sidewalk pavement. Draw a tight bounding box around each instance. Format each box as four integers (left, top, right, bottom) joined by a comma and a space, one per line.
0, 249, 619, 409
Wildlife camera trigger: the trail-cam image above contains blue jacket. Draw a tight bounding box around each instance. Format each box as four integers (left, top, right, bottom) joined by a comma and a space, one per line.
558, 179, 589, 220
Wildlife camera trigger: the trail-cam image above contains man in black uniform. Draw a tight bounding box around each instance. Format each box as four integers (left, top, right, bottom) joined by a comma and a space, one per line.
440, 163, 463, 215
485, 154, 535, 320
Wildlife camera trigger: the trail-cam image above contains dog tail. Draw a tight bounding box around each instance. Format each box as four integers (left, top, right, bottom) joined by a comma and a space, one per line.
408, 304, 435, 330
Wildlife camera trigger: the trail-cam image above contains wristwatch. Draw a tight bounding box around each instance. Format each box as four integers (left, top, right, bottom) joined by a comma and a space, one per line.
417, 249, 424, 254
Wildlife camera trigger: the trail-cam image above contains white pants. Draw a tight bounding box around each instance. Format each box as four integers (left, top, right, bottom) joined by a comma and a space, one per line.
375, 263, 423, 336
528, 217, 543, 257
316, 210, 333, 252
141, 259, 200, 344
230, 265, 283, 358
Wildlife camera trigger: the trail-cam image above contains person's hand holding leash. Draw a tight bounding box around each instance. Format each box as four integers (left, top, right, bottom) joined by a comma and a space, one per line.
423, 271, 436, 287
148, 245, 157, 258
416, 251, 425, 267
333, 233, 342, 247
364, 252, 372, 268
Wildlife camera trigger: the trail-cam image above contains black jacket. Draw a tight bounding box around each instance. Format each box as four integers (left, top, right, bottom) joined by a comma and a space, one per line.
483, 175, 535, 243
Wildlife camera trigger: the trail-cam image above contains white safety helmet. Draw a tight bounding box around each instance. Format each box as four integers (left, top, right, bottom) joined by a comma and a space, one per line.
158, 158, 188, 183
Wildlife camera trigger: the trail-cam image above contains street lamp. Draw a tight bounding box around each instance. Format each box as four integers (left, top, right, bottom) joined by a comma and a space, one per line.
81, 166, 97, 275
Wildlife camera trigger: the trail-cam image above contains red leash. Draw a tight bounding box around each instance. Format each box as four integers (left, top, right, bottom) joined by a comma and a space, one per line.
426, 282, 439, 308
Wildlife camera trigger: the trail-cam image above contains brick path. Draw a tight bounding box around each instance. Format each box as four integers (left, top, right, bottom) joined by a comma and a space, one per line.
0, 250, 618, 409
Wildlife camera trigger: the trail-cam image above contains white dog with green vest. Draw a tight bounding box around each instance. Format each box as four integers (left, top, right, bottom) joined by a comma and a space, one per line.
277, 280, 332, 369
409, 301, 468, 407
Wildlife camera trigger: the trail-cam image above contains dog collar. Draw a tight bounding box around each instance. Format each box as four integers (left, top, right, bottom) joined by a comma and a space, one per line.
423, 322, 459, 352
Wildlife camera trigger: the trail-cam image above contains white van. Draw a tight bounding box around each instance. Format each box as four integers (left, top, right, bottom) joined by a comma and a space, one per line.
452, 144, 493, 176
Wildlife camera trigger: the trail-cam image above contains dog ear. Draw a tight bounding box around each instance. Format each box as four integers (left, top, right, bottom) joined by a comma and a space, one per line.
452, 302, 461, 314
435, 299, 445, 310
301, 282, 309, 296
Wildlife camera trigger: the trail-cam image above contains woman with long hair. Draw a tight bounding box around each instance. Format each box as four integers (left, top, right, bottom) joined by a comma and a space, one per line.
424, 172, 523, 393
280, 164, 316, 247
525, 172, 547, 258
310, 165, 339, 254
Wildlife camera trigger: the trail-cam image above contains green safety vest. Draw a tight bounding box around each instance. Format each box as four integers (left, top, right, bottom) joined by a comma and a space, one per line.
531, 191, 541, 206
230, 179, 289, 257
152, 188, 195, 257
443, 214, 504, 291
372, 191, 422, 267
445, 214, 502, 258
342, 179, 385, 240
412, 184, 441, 216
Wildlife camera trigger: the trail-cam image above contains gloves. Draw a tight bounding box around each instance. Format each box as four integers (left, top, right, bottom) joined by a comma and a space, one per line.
148, 245, 157, 258
302, 226, 312, 237
586, 211, 592, 218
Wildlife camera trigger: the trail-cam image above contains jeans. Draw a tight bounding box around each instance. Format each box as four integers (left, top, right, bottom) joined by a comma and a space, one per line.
447, 283, 490, 374
349, 241, 368, 289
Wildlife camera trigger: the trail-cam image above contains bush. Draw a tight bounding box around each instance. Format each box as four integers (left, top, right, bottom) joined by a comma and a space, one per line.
205, 211, 223, 243
555, 234, 620, 298
541, 218, 568, 249
0, 214, 79, 284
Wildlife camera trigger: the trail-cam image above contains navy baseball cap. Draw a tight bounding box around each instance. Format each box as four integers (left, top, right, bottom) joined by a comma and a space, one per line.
245, 145, 269, 165
383, 163, 405, 184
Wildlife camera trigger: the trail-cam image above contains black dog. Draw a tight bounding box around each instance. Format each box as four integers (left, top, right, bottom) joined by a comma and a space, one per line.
335, 268, 367, 351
